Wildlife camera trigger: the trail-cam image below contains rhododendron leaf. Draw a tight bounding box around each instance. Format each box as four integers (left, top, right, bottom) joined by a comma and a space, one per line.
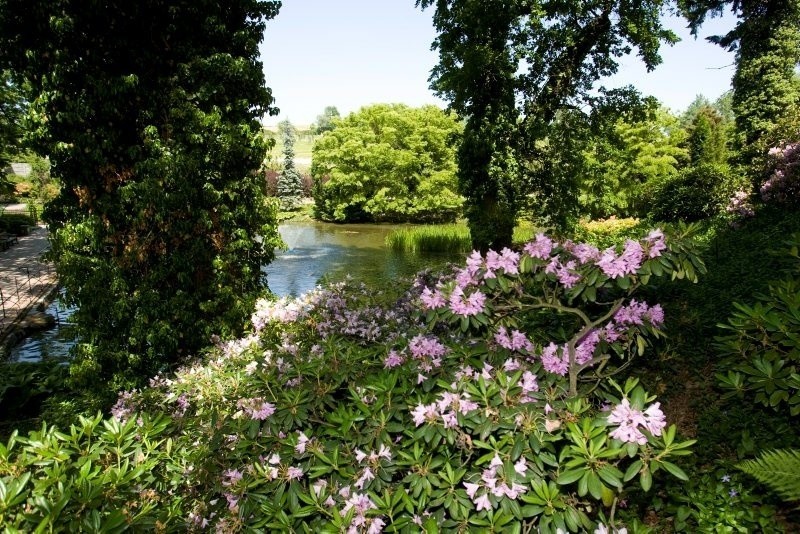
558, 468, 585, 485
659, 460, 689, 480
586, 471, 604, 499
640, 468, 653, 491
598, 465, 624, 488
624, 460, 643, 481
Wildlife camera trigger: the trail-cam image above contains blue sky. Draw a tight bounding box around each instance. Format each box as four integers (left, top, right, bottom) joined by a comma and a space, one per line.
260, 1, 737, 126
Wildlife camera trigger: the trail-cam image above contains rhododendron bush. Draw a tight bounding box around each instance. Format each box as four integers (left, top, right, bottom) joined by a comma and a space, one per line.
0, 227, 705, 532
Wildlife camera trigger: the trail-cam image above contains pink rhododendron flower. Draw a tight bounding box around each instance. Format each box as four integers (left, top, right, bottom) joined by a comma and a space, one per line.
448, 286, 486, 316
296, 432, 310, 454
420, 287, 446, 310
383, 350, 405, 368
474, 493, 492, 512
541, 343, 568, 375
645, 229, 666, 258
524, 233, 555, 259
608, 398, 666, 445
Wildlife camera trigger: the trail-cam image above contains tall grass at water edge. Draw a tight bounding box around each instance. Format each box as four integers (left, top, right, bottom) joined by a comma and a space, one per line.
385, 224, 471, 253
385, 221, 540, 253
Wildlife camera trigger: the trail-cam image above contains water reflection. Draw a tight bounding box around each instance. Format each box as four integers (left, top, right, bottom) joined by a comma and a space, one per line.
264, 222, 459, 297
6, 222, 463, 361
7, 291, 76, 363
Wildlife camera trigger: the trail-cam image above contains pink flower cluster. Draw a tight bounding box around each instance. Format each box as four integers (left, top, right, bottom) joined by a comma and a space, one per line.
762, 140, 800, 206
494, 326, 533, 352
607, 398, 667, 445
236, 397, 276, 420
341, 492, 383, 534
419, 229, 669, 315
411, 390, 480, 428
463, 454, 528, 511
251, 296, 312, 330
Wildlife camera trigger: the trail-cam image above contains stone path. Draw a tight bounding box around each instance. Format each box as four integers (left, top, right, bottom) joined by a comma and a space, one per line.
0, 226, 57, 339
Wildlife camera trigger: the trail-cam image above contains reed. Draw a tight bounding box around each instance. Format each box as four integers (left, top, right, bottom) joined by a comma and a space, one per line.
386, 220, 541, 253
385, 224, 472, 253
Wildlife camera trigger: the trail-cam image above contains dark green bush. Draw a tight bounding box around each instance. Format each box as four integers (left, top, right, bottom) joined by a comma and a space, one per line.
645, 163, 733, 222
0, 213, 35, 235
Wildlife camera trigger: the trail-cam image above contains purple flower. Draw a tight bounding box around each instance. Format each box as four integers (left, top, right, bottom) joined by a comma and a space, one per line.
524, 233, 554, 259
448, 286, 486, 317
420, 287, 445, 310
383, 350, 405, 368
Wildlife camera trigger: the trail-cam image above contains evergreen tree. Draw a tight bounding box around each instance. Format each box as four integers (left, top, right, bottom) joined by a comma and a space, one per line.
277, 119, 304, 210
0, 0, 282, 407
680, 0, 800, 179
687, 105, 729, 166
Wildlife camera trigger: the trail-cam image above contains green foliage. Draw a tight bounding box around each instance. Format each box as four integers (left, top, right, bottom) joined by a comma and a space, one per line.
0, 413, 178, 530
312, 104, 463, 223
669, 469, 780, 532
573, 218, 645, 249
578, 108, 688, 219
0, 0, 283, 405
687, 105, 729, 166
737, 449, 800, 502
0, 361, 69, 437
680, 0, 800, 179
0, 69, 23, 171
310, 105, 340, 135
716, 234, 800, 415
385, 224, 471, 253
420, 0, 679, 243
0, 228, 704, 531
277, 119, 304, 210
644, 163, 734, 222
0, 212, 35, 234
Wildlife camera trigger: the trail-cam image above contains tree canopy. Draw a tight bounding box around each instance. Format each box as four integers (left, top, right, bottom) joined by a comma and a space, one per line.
312, 104, 463, 223
418, 0, 679, 247
0, 0, 282, 406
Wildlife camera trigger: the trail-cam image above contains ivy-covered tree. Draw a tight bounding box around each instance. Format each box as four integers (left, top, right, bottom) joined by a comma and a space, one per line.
312, 104, 463, 223
277, 119, 304, 210
0, 0, 282, 407
418, 0, 679, 247
680, 0, 800, 178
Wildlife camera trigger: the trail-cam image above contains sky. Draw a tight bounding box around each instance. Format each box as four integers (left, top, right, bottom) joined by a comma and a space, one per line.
260, 1, 738, 127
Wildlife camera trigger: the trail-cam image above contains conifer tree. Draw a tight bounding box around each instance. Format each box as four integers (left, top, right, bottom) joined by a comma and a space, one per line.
277, 119, 304, 210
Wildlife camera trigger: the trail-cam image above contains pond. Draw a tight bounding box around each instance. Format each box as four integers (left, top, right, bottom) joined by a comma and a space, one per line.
264, 221, 460, 296
6, 221, 462, 361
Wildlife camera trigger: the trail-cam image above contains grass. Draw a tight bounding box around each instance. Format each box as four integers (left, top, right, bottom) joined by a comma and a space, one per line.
385, 220, 542, 253
385, 224, 471, 253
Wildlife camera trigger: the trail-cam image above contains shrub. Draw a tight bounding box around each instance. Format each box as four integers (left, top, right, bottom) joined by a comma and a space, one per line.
761, 138, 800, 207
0, 228, 706, 532
574, 217, 643, 249
645, 163, 733, 222
716, 233, 800, 415
0, 212, 35, 234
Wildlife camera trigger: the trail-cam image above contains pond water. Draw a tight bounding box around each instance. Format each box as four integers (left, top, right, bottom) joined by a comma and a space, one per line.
7, 291, 76, 363
264, 221, 460, 296
6, 221, 462, 361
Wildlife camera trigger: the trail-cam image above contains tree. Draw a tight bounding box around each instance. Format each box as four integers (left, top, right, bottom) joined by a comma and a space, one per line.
687, 104, 729, 166
0, 0, 282, 406
277, 119, 304, 210
310, 106, 340, 135
0, 69, 23, 171
578, 106, 689, 219
680, 0, 800, 178
312, 104, 463, 223
418, 0, 679, 248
